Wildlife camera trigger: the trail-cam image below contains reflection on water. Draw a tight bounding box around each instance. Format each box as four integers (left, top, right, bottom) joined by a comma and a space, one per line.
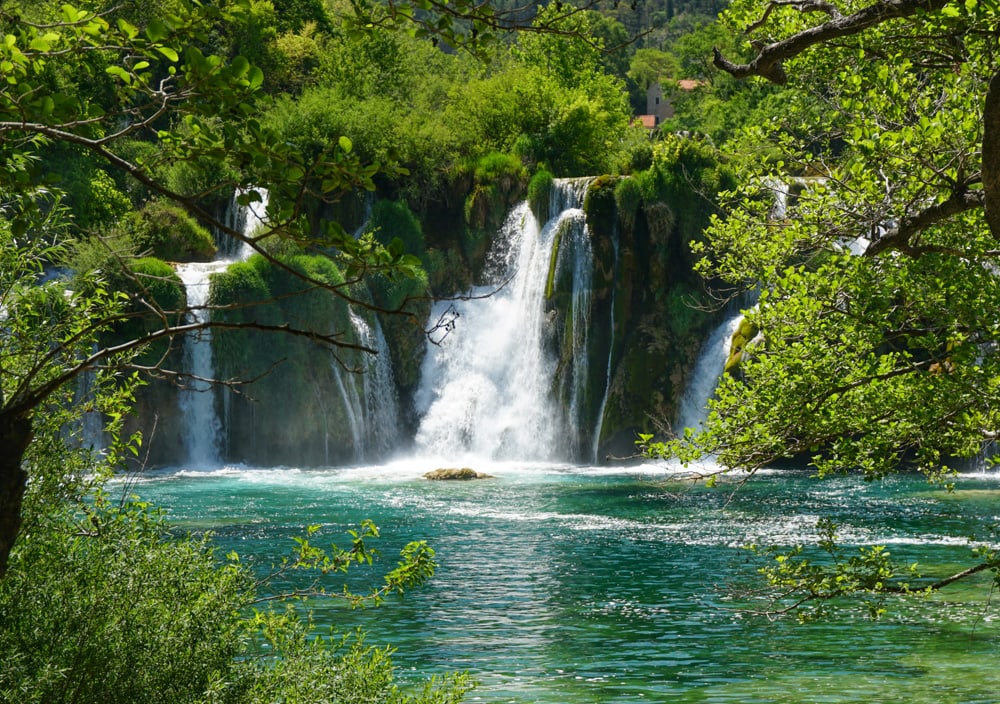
125, 463, 1000, 703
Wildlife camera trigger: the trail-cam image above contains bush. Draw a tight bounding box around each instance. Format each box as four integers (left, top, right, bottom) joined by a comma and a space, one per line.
614, 176, 642, 235
471, 152, 526, 197
126, 200, 216, 262
0, 495, 475, 704
98, 256, 185, 362
129, 257, 186, 311
59, 164, 132, 233
0, 497, 247, 704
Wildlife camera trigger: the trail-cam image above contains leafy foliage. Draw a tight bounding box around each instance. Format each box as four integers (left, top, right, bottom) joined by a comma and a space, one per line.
0, 492, 472, 704
643, 0, 1000, 615
124, 199, 217, 261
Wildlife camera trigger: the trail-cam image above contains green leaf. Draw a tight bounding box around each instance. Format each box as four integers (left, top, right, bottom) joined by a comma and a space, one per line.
155, 45, 179, 62
104, 65, 132, 84
116, 18, 139, 38
338, 135, 353, 153
247, 66, 264, 89
146, 19, 169, 42
230, 55, 249, 77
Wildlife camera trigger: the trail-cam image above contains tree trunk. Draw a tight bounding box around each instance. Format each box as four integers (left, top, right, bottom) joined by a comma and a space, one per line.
0, 412, 33, 579
983, 69, 1000, 240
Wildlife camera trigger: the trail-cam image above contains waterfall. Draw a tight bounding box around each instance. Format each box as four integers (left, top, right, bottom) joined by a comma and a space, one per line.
350, 310, 402, 456
331, 358, 366, 460
328, 310, 402, 462
414, 180, 595, 462
176, 261, 230, 467
74, 358, 105, 453
550, 206, 595, 459
675, 313, 744, 433
178, 189, 268, 467
220, 188, 269, 259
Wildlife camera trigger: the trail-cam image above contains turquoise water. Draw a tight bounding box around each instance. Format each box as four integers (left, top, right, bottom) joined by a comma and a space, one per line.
127, 462, 1000, 703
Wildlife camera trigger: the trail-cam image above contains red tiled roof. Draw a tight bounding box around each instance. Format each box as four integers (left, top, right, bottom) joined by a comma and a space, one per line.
676, 79, 704, 91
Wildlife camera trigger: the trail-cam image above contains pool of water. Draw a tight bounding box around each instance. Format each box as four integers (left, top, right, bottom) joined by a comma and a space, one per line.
124, 461, 1000, 703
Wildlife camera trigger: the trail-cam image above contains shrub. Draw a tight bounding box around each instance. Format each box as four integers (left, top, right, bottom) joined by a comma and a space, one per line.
127, 200, 216, 262
0, 495, 475, 704
0, 497, 247, 704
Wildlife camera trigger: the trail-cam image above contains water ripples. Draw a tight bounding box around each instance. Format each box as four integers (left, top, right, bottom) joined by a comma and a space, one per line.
126, 465, 1000, 702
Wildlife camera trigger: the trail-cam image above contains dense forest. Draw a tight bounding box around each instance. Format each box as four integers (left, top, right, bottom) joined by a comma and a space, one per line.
3, 0, 1000, 701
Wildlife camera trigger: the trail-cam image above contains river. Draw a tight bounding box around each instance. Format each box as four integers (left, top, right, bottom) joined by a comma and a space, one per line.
124, 461, 1000, 703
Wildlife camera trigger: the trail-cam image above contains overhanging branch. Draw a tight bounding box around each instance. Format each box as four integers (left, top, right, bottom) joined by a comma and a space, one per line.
864, 186, 984, 257
713, 0, 951, 85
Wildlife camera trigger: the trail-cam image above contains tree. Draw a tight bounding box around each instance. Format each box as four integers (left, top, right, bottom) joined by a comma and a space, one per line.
628, 47, 679, 90
646, 0, 1000, 613
0, 0, 437, 577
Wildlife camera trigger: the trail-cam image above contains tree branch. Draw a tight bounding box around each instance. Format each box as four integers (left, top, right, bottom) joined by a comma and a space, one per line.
713, 0, 951, 85
864, 185, 984, 257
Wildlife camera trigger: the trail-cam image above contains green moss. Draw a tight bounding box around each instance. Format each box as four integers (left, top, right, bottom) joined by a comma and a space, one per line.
463, 153, 528, 234
464, 183, 500, 230
614, 177, 642, 236
582, 176, 617, 236
131, 258, 185, 311
368, 200, 425, 257
424, 247, 472, 296
369, 268, 429, 313
126, 200, 216, 262
107, 257, 184, 363
210, 258, 271, 310
472, 152, 527, 196
527, 169, 554, 222
544, 217, 569, 300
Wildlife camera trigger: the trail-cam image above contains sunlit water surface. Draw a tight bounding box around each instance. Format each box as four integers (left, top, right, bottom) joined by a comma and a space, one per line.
124, 461, 1000, 703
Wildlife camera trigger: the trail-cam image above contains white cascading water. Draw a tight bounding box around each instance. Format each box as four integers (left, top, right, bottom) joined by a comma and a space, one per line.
352, 311, 401, 455
75, 355, 105, 453
330, 310, 402, 462
176, 261, 228, 466
413, 180, 596, 462
675, 313, 744, 434
331, 357, 366, 460
177, 188, 268, 467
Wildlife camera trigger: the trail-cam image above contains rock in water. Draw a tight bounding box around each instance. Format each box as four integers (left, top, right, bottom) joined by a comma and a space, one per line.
423, 467, 494, 480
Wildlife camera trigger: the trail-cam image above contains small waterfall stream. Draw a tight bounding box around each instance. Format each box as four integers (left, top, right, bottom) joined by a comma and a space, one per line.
177, 189, 268, 467
675, 313, 744, 433
328, 310, 402, 462
349, 310, 401, 456
591, 234, 618, 461
176, 261, 231, 466
558, 209, 595, 457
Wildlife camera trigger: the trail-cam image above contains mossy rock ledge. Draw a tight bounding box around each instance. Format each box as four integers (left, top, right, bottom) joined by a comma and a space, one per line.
423, 468, 495, 480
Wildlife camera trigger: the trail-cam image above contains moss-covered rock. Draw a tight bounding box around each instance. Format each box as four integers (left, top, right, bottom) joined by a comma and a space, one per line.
423, 468, 494, 480
527, 169, 554, 222
724, 317, 759, 376
126, 200, 216, 262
